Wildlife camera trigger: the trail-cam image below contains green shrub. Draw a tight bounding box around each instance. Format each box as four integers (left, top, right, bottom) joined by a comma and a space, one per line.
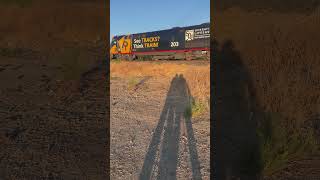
184, 97, 208, 118
127, 77, 140, 90
111, 59, 121, 64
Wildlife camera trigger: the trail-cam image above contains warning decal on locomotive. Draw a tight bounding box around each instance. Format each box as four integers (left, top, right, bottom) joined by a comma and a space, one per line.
133, 36, 161, 49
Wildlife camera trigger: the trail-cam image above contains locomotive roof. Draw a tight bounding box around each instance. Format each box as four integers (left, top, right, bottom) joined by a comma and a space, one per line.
112, 22, 210, 39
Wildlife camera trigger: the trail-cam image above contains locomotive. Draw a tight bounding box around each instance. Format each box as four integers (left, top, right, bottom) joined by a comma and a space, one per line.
110, 22, 210, 60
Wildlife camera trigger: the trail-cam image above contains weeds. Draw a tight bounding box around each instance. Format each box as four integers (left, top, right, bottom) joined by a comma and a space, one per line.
137, 56, 152, 61
110, 76, 120, 80
111, 59, 121, 64
191, 99, 208, 118
257, 112, 319, 176
185, 97, 208, 118
0, 47, 18, 57
127, 77, 140, 90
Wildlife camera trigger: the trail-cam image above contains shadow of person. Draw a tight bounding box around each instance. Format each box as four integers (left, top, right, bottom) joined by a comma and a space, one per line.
139, 74, 202, 180
212, 39, 262, 179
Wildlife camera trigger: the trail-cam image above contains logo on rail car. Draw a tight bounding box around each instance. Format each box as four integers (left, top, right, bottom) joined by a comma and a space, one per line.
118, 36, 132, 54
185, 30, 195, 41
122, 40, 128, 50
185, 27, 210, 42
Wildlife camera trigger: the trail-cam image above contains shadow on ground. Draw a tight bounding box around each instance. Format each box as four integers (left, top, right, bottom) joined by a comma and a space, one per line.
212, 39, 262, 179
139, 74, 202, 180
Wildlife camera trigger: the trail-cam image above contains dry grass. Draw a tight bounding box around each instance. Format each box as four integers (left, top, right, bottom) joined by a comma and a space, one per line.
214, 8, 320, 175
215, 7, 320, 127
111, 61, 210, 112
0, 0, 106, 50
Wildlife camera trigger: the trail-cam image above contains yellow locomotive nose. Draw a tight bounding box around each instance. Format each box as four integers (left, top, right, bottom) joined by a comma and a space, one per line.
110, 36, 119, 58
110, 35, 133, 59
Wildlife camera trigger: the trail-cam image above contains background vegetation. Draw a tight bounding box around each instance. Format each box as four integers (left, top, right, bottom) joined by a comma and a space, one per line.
214, 6, 320, 176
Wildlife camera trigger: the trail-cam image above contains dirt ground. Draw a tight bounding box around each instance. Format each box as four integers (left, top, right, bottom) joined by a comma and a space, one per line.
110, 61, 210, 179
0, 45, 108, 179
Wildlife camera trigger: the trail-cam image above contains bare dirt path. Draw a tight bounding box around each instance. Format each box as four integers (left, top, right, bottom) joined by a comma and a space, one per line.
110, 72, 210, 179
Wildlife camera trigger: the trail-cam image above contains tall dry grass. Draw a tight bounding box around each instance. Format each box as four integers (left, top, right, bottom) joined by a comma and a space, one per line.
0, 0, 107, 50
111, 61, 210, 112
215, 7, 320, 126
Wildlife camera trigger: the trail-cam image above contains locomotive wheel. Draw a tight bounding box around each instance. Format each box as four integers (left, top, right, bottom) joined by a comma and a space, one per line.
128, 55, 136, 61
115, 54, 120, 60
121, 54, 130, 61
118, 54, 124, 60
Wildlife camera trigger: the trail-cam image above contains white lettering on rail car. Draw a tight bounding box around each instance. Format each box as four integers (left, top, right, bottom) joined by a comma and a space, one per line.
134, 39, 142, 43
170, 42, 179, 47
133, 44, 144, 48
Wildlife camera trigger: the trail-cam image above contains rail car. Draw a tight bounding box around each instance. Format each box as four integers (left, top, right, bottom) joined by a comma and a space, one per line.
110, 22, 210, 60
